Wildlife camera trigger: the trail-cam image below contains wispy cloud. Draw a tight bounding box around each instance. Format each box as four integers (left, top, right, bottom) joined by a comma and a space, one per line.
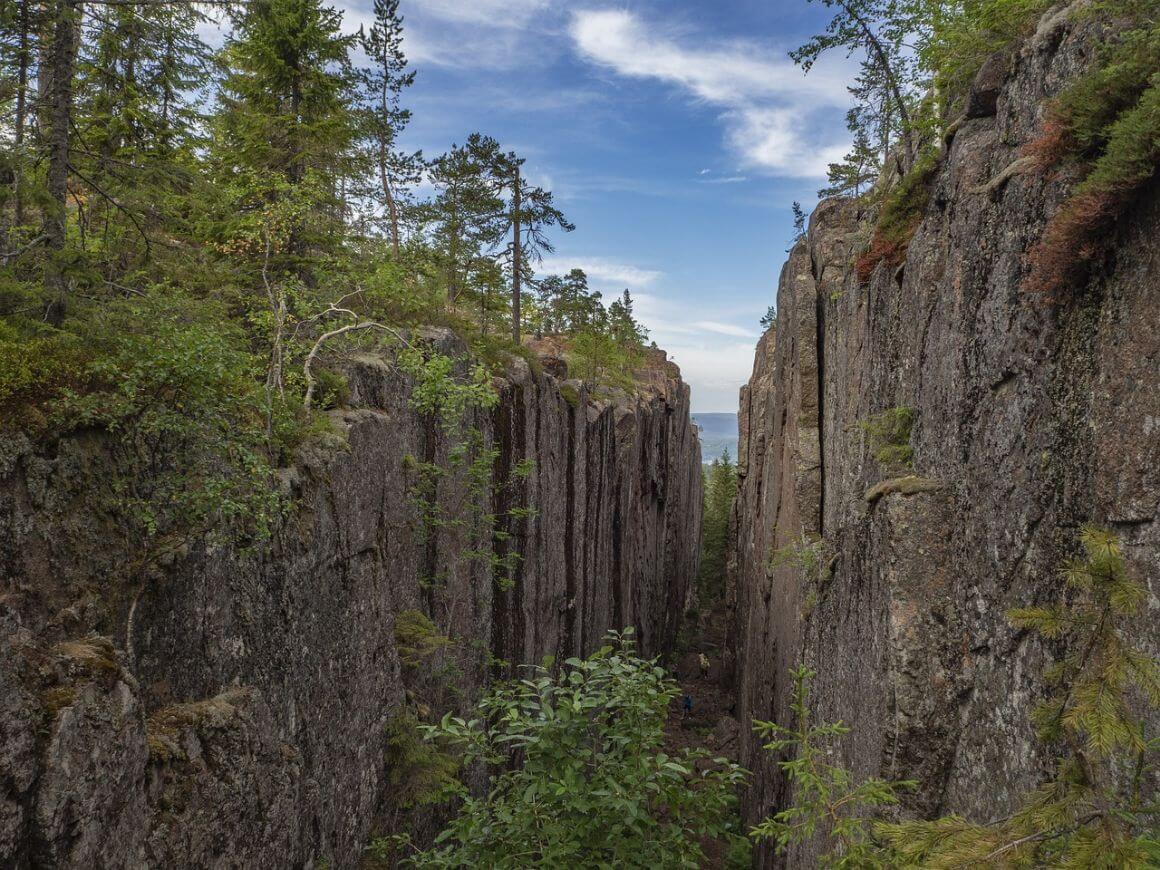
537, 256, 663, 289
334, 0, 558, 71
692, 320, 758, 338
569, 9, 852, 178
628, 292, 765, 410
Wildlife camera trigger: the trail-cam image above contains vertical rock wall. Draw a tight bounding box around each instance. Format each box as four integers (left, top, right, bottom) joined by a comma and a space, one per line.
0, 343, 702, 867
730, 8, 1159, 866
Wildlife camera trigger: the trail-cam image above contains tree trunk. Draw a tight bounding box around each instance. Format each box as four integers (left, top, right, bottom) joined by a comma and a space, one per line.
43, 0, 82, 325
511, 165, 521, 344
380, 139, 401, 258
13, 0, 31, 228
841, 1, 914, 171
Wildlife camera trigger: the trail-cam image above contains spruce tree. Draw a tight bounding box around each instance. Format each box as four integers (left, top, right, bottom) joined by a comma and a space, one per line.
211, 0, 359, 275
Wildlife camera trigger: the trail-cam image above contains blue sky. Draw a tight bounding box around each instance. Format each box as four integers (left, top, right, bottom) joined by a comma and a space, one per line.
208, 1, 859, 411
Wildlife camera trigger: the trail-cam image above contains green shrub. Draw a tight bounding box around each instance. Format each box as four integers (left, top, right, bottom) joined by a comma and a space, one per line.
47, 293, 282, 547
394, 609, 452, 668
856, 150, 940, 282
310, 367, 350, 410
382, 711, 460, 809
410, 630, 747, 868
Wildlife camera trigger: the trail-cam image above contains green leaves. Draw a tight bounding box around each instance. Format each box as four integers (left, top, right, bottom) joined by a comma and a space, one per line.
410, 631, 747, 868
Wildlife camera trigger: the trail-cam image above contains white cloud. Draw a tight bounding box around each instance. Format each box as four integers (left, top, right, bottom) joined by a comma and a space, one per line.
692, 321, 758, 338
349, 0, 560, 71
537, 256, 662, 289
699, 175, 749, 184
569, 9, 854, 178
625, 292, 767, 410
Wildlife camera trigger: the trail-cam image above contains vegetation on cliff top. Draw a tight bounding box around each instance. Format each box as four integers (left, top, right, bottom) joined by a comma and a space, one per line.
0, 0, 651, 554
796, 0, 1160, 292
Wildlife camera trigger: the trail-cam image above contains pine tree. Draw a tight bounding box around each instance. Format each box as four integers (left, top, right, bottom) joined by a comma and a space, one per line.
424, 134, 508, 306
607, 290, 646, 346
357, 0, 422, 256
503, 156, 573, 342
819, 121, 878, 198
792, 0, 922, 177
752, 665, 911, 868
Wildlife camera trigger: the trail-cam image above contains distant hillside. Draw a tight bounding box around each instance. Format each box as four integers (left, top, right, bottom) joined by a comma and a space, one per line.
692, 413, 738, 464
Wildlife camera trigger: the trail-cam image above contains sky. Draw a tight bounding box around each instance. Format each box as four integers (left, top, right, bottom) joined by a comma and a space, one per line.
209, 0, 859, 411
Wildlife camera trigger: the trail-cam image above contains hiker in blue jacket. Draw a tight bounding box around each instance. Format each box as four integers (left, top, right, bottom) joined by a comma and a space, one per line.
682, 694, 693, 719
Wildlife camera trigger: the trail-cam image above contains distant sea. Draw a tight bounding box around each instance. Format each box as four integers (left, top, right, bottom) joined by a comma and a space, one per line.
692, 413, 739, 465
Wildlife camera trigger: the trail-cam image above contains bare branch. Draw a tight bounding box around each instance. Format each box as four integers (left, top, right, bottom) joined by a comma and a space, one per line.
302, 320, 410, 410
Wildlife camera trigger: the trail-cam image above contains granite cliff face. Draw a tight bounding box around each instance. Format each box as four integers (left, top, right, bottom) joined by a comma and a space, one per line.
0, 341, 701, 867
729, 8, 1159, 866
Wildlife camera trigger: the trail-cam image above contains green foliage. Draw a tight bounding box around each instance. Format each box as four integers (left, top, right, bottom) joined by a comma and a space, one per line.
858, 405, 915, 468
394, 609, 453, 669
410, 630, 747, 868
35, 294, 284, 548
914, 0, 1052, 108
405, 429, 536, 594
396, 344, 498, 430
751, 665, 913, 867
310, 367, 349, 411
880, 526, 1159, 866
382, 710, 460, 809
567, 328, 641, 392
760, 305, 777, 330
697, 450, 738, 600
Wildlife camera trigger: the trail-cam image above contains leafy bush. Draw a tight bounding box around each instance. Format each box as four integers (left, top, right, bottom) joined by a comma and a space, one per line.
48, 294, 282, 547
407, 630, 747, 868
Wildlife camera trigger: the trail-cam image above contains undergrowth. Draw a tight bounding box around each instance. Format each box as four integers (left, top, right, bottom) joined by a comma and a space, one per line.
1024, 3, 1160, 297
856, 150, 940, 283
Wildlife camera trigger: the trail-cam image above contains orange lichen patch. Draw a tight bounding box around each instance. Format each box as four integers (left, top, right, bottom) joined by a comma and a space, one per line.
856, 225, 917, 284
1024, 114, 1074, 169
1023, 189, 1118, 299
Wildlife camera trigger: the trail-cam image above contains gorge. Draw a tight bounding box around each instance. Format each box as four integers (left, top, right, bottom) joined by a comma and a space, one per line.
1, 0, 1159, 867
